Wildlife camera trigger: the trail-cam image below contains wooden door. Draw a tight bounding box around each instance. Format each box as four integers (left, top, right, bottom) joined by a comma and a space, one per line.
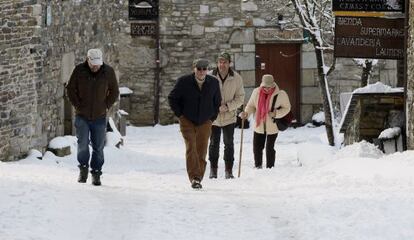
255, 43, 301, 122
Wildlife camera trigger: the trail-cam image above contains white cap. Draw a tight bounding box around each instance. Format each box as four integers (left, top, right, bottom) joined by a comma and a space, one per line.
87, 49, 103, 66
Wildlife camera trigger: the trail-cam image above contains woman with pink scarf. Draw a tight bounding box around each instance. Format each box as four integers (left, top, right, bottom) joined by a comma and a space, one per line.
240, 74, 291, 168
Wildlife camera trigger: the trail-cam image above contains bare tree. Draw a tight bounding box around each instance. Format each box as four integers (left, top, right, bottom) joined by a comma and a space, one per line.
288, 0, 337, 146
353, 59, 377, 87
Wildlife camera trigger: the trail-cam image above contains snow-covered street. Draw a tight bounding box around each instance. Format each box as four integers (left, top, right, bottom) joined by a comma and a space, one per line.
1, 124, 414, 240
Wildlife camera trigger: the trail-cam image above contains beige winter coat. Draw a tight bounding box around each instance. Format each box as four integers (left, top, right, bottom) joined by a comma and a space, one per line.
209, 68, 245, 127
245, 84, 291, 134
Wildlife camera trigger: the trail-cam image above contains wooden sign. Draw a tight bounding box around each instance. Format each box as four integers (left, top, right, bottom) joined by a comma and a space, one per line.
332, 0, 404, 13
129, 0, 158, 20
256, 28, 303, 41
334, 16, 404, 59
131, 23, 157, 36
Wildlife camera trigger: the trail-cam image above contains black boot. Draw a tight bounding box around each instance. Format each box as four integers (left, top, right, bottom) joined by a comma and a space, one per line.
191, 178, 202, 189
209, 167, 218, 179
78, 165, 88, 183
225, 169, 234, 179
225, 162, 234, 179
91, 170, 102, 186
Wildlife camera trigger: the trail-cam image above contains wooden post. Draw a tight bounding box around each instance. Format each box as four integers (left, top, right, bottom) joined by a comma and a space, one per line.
238, 118, 245, 178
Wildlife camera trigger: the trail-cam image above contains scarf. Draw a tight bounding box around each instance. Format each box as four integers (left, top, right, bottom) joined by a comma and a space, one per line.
256, 87, 276, 127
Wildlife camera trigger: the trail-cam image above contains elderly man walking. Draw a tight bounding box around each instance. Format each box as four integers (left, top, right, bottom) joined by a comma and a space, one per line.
168, 59, 221, 189
66, 48, 119, 186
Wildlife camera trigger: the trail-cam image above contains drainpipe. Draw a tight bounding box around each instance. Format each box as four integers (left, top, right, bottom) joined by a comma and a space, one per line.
153, 8, 161, 126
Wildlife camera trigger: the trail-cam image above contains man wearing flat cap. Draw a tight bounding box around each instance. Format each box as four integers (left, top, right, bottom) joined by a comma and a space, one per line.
168, 58, 221, 189
66, 48, 119, 186
208, 52, 245, 179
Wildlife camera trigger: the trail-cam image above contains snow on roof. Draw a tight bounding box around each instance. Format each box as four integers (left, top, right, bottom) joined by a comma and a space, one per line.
378, 127, 401, 140
339, 82, 403, 133
353, 82, 403, 94
119, 87, 133, 95
48, 136, 71, 149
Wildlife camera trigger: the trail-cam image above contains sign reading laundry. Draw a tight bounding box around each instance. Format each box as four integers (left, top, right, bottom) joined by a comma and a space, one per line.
334, 16, 404, 59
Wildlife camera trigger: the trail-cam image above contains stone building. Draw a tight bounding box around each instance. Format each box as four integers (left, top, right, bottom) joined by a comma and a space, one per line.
0, 0, 401, 161
407, 0, 414, 150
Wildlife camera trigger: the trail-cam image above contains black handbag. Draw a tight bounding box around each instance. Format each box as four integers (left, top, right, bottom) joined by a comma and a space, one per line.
270, 94, 293, 131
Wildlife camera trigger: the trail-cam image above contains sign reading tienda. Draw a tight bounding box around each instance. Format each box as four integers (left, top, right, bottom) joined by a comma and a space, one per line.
334, 16, 404, 59
332, 0, 404, 12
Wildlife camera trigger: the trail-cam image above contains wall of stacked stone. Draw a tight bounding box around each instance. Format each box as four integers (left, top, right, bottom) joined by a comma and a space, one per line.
407, 0, 414, 150
157, 0, 300, 124
0, 0, 45, 161
0, 0, 155, 160
0, 0, 402, 160
156, 0, 398, 124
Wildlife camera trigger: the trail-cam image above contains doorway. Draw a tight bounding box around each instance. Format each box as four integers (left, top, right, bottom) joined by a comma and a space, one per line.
255, 43, 301, 122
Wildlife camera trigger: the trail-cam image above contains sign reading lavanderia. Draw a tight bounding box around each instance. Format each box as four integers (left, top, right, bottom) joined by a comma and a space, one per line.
332, 0, 404, 12
129, 0, 158, 20
334, 16, 404, 59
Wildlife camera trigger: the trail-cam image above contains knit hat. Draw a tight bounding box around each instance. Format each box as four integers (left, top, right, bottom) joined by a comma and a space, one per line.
260, 74, 276, 88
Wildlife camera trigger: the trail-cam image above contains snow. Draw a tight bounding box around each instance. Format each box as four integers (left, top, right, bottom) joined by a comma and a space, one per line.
2, 124, 414, 240
353, 81, 403, 94
339, 82, 403, 132
48, 136, 72, 149
312, 111, 325, 123
106, 118, 123, 146
378, 127, 401, 140
118, 109, 129, 115
119, 87, 133, 95
353, 58, 378, 67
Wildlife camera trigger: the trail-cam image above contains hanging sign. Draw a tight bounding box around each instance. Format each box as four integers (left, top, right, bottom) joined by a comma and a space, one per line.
129, 0, 159, 20
131, 22, 157, 36
332, 0, 404, 13
334, 16, 404, 59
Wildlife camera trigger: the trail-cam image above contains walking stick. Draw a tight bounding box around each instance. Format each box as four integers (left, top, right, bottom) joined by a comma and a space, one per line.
238, 118, 245, 178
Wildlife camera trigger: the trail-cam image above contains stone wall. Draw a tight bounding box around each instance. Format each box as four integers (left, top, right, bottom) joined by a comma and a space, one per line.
0, 0, 402, 160
343, 94, 404, 146
157, 0, 398, 124
407, 0, 414, 150
157, 0, 302, 124
0, 0, 46, 161
300, 43, 398, 122
0, 0, 133, 161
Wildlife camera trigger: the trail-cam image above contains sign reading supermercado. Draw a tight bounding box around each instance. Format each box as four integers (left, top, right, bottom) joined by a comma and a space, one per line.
332, 0, 404, 12
334, 16, 404, 59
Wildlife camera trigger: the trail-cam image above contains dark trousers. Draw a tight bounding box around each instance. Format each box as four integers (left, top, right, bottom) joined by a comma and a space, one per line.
75, 115, 107, 172
253, 132, 278, 168
208, 123, 235, 170
179, 116, 212, 182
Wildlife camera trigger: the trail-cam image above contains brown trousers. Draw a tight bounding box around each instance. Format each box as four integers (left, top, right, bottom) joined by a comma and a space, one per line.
179, 116, 212, 182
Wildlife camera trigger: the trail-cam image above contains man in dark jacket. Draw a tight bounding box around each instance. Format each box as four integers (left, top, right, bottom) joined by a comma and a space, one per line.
66, 48, 119, 186
168, 58, 221, 189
